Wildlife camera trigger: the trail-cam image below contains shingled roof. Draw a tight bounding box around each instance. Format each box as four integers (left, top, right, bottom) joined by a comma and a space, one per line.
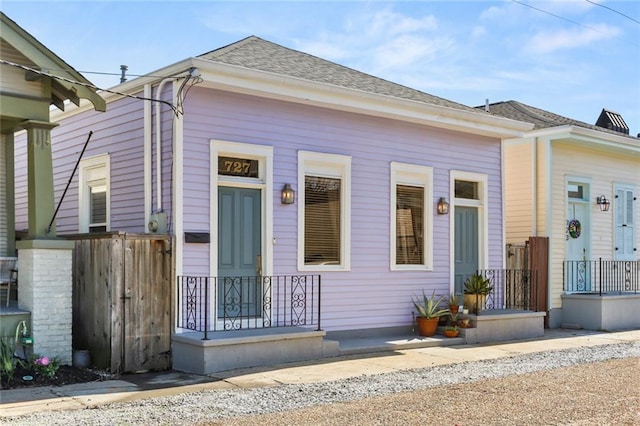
480, 100, 636, 139
197, 36, 478, 114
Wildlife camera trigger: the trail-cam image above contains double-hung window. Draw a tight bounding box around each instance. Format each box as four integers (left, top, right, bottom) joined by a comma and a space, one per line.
391, 162, 433, 270
298, 151, 351, 270
79, 154, 110, 233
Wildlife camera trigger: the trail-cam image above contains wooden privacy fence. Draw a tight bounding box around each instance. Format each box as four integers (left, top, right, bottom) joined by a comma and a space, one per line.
64, 232, 172, 373
506, 236, 549, 325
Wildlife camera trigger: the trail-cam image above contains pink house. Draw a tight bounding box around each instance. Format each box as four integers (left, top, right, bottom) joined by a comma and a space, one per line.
14, 36, 534, 372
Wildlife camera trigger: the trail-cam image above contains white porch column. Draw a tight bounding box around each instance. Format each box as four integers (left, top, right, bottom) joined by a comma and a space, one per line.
16, 239, 74, 365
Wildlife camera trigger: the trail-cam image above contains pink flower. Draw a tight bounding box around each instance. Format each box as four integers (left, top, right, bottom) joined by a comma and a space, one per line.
35, 357, 49, 366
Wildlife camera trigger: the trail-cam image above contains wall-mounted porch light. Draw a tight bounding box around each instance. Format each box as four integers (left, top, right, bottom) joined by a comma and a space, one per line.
281, 183, 295, 204
596, 195, 610, 212
437, 197, 449, 215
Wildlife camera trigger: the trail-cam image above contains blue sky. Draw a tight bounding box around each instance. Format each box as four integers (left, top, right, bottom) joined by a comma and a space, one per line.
4, 1, 640, 135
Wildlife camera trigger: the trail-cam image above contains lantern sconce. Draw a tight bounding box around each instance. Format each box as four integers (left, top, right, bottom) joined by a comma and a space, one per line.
596, 195, 610, 212
437, 197, 449, 215
281, 183, 295, 204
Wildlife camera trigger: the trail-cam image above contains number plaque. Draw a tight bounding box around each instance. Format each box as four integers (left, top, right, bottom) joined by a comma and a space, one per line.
218, 157, 258, 177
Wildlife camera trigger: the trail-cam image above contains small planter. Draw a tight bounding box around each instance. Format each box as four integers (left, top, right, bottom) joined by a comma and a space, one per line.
443, 328, 459, 338
458, 318, 472, 328
416, 316, 439, 337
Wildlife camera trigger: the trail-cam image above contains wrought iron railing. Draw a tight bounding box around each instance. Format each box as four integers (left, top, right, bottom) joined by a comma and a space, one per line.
563, 259, 639, 294
177, 275, 321, 339
475, 269, 539, 313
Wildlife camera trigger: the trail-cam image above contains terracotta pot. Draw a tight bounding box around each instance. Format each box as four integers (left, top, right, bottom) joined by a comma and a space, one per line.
449, 304, 459, 314
416, 316, 439, 337
444, 329, 459, 338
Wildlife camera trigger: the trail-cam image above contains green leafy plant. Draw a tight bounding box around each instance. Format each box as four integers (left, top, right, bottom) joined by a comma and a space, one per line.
463, 274, 493, 295
413, 290, 449, 319
448, 293, 459, 306
0, 338, 15, 380
445, 325, 459, 332
449, 311, 459, 326
28, 354, 60, 379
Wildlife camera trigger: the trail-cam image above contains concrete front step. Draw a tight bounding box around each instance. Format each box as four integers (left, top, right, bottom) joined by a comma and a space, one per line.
334, 334, 464, 356
172, 327, 336, 374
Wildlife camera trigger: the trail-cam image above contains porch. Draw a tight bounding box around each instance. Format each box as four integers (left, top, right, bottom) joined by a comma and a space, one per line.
173, 271, 545, 374
173, 274, 327, 374
562, 259, 640, 330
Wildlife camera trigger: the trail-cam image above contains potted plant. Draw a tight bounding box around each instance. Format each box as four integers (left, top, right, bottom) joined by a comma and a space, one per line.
448, 294, 460, 314
443, 326, 459, 338
413, 291, 449, 337
449, 311, 459, 327
458, 318, 472, 328
463, 273, 493, 314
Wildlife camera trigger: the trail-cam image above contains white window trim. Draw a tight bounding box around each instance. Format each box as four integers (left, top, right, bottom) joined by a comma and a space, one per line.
78, 154, 110, 233
390, 162, 433, 271
449, 170, 489, 293
209, 140, 274, 279
298, 151, 351, 271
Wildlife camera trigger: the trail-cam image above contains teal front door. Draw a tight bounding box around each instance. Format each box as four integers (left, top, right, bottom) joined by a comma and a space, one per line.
218, 187, 262, 318
454, 206, 479, 294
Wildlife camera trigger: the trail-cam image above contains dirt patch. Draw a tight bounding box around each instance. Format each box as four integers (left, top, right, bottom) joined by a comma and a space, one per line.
1, 364, 104, 390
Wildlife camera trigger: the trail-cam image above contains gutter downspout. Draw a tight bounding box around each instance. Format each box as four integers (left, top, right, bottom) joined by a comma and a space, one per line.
532, 137, 538, 237
155, 78, 173, 213
144, 84, 152, 230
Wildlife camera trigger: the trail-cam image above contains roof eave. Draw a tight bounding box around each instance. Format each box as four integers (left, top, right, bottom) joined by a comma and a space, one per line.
1, 12, 106, 112
53, 57, 534, 138
192, 59, 533, 138
506, 125, 640, 153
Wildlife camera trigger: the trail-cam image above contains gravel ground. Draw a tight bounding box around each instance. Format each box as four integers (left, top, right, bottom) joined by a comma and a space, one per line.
4, 342, 639, 426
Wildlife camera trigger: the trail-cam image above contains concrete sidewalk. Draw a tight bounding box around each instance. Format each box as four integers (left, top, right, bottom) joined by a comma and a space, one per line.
1, 328, 638, 418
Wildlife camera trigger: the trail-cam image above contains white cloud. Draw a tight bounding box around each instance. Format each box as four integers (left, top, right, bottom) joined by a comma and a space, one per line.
526, 24, 621, 54
471, 26, 487, 38
371, 35, 455, 72
296, 7, 448, 76
367, 9, 438, 36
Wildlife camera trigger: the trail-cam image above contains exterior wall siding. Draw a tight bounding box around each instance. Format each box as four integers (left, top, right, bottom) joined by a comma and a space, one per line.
182, 88, 504, 331
14, 84, 506, 333
14, 93, 174, 235
504, 139, 534, 244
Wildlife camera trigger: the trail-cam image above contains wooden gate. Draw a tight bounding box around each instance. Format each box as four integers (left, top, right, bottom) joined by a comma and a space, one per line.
506, 236, 549, 325
69, 232, 172, 373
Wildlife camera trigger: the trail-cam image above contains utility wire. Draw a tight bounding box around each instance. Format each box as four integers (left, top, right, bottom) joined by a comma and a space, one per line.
585, 0, 640, 25
511, 0, 618, 37
0, 59, 182, 116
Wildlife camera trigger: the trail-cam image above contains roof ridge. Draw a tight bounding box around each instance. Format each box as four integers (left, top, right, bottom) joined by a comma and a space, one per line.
195, 36, 477, 113
506, 101, 561, 126
197, 35, 262, 60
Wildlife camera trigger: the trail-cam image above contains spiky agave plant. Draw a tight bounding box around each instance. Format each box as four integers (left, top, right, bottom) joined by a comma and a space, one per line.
412, 290, 449, 319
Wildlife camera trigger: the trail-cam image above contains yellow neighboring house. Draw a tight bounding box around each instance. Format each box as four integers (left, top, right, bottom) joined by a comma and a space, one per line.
486, 101, 639, 329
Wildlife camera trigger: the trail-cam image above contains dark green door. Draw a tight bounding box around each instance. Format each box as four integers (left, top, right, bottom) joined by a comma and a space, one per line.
218, 187, 262, 318
454, 206, 479, 294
